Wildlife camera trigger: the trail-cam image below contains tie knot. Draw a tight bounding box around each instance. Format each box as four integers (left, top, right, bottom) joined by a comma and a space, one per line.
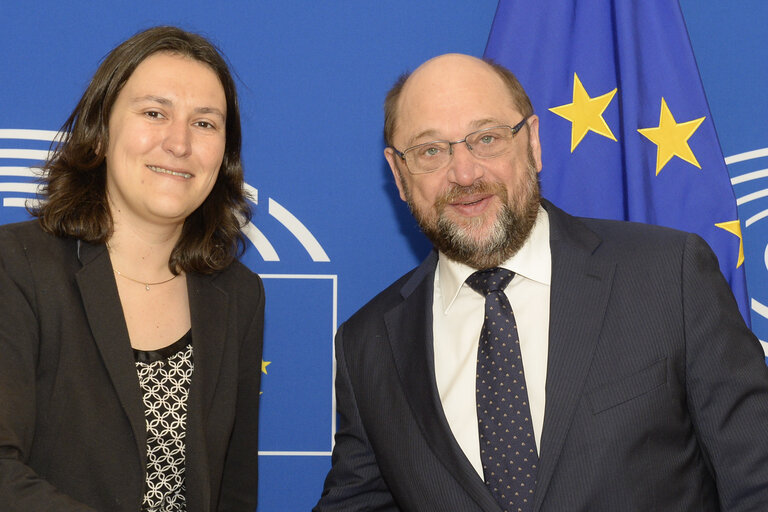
466, 267, 515, 296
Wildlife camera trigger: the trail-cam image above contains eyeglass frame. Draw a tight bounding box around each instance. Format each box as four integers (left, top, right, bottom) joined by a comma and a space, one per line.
391, 116, 530, 175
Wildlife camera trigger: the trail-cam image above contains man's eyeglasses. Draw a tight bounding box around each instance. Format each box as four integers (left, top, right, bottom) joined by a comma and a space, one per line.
391, 117, 529, 175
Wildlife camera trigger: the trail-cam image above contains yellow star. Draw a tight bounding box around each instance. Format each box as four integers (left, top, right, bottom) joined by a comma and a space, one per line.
259, 360, 271, 395
549, 73, 617, 152
638, 98, 705, 175
715, 220, 745, 268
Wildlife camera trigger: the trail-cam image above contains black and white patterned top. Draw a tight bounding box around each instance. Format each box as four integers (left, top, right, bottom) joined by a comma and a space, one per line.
134, 331, 194, 512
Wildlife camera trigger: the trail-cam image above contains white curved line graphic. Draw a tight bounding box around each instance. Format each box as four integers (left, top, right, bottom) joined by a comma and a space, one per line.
727, 148, 768, 227
268, 198, 330, 262
0, 129, 61, 142
0, 166, 38, 177
0, 183, 41, 194
3, 198, 41, 208
752, 298, 768, 320
244, 183, 259, 205
0, 149, 50, 161
731, 167, 768, 185
241, 221, 279, 262
745, 209, 768, 228
240, 184, 278, 260
736, 188, 768, 206
724, 147, 768, 165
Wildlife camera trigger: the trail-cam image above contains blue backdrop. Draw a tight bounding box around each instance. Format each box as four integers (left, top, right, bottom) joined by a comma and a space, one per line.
1, 1, 766, 510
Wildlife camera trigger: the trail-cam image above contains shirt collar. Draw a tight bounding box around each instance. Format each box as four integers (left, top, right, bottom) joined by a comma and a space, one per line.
436, 205, 551, 313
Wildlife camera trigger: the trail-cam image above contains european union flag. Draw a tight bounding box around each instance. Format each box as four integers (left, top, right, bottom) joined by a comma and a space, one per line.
484, 0, 749, 324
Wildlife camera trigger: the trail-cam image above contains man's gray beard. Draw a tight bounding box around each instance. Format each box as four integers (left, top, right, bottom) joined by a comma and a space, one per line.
403, 158, 541, 270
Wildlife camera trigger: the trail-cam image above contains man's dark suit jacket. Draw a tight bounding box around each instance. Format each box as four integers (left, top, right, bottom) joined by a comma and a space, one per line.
316, 200, 768, 511
0, 221, 264, 512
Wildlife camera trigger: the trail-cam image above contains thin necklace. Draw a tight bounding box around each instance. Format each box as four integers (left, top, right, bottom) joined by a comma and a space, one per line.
114, 268, 178, 291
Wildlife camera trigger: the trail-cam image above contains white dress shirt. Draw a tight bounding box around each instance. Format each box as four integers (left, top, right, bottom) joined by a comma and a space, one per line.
432, 206, 551, 478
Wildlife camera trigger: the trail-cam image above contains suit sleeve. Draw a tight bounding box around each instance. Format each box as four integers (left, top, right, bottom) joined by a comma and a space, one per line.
0, 232, 97, 511
314, 323, 399, 511
682, 233, 768, 511
218, 274, 265, 511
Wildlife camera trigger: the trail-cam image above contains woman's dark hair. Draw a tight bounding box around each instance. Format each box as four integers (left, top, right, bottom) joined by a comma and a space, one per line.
34, 25, 250, 274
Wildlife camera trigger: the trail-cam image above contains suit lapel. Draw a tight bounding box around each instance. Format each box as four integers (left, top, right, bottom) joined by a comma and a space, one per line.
533, 202, 615, 511
184, 272, 229, 510
385, 252, 503, 512
187, 272, 228, 419
75, 240, 146, 462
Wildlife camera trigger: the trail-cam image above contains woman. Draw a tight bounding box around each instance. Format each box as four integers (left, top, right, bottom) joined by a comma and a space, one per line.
0, 26, 264, 511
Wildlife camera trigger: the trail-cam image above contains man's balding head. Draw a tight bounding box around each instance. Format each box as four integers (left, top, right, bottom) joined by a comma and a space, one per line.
383, 54, 534, 148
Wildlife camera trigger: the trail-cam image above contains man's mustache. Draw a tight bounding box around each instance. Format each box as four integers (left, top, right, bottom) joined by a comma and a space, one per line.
434, 181, 508, 210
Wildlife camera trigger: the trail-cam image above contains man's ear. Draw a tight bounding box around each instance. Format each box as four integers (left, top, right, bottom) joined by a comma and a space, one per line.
384, 147, 408, 202
526, 114, 543, 173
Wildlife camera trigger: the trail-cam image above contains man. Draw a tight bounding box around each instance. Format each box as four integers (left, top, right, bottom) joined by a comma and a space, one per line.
314, 54, 768, 511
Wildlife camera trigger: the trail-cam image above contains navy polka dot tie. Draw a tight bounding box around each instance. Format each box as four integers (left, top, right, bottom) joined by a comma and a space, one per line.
466, 268, 537, 512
